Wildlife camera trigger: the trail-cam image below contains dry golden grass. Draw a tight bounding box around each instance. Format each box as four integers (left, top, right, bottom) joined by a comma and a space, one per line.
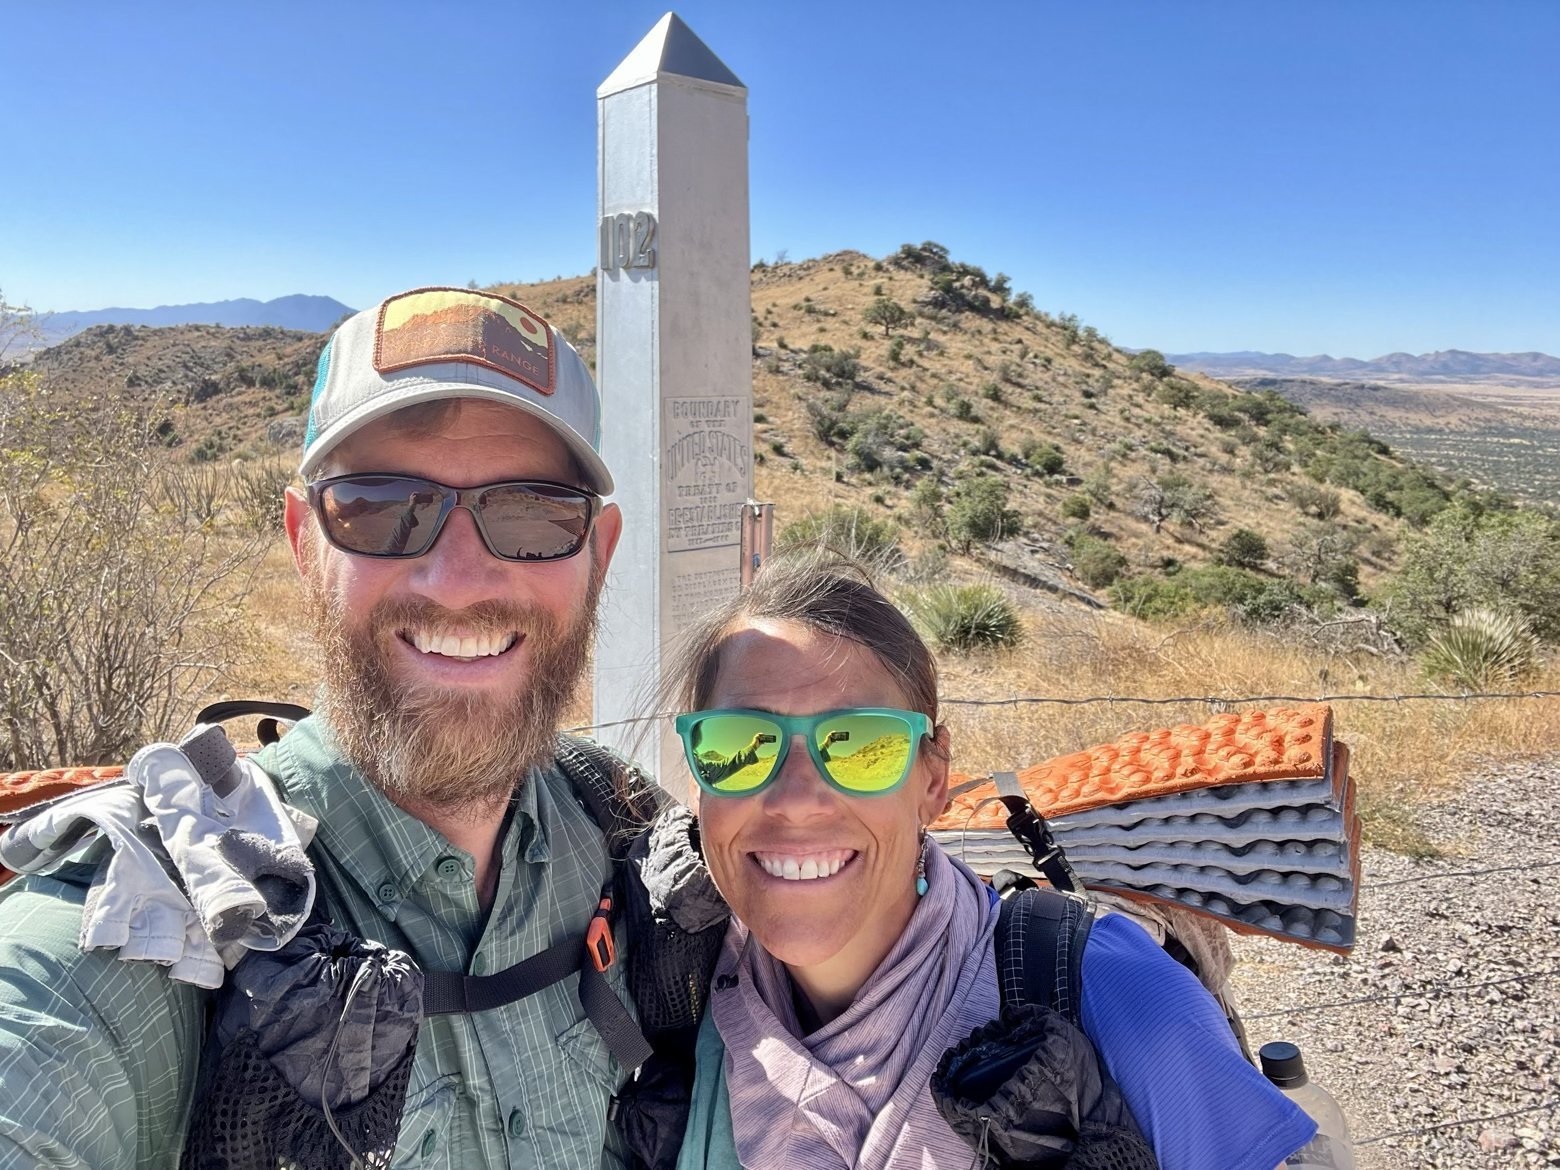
221, 526, 1558, 858
221, 538, 319, 705
934, 599, 1560, 856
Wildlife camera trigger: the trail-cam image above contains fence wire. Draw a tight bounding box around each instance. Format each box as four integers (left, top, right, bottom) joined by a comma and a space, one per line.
567, 688, 1560, 735
1358, 1098, 1559, 1146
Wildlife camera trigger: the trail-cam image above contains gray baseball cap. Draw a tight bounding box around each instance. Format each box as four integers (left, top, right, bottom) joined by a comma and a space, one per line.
299, 287, 613, 494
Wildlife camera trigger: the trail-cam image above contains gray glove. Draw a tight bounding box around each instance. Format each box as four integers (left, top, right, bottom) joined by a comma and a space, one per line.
0, 782, 226, 985
129, 727, 315, 961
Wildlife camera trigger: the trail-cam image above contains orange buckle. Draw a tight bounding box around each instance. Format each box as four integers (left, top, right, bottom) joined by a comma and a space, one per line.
585, 896, 615, 973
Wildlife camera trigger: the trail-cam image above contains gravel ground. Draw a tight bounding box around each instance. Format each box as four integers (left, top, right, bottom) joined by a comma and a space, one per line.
1230, 754, 1560, 1168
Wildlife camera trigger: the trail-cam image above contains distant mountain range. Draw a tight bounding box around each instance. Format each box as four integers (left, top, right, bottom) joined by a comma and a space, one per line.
26, 295, 353, 350
1164, 349, 1560, 384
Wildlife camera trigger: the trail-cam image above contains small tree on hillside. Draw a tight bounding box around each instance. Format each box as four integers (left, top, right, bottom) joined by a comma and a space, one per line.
1382, 504, 1560, 646
1129, 349, 1174, 380
1217, 528, 1270, 570
1130, 475, 1172, 533
1130, 474, 1219, 536
862, 297, 913, 337
1280, 522, 1360, 599
1165, 477, 1220, 535
947, 475, 1018, 552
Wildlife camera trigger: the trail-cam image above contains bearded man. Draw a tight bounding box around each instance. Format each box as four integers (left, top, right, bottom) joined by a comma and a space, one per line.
0, 288, 644, 1168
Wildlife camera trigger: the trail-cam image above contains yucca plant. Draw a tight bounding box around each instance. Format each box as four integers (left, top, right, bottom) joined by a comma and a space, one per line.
1420, 607, 1541, 692
901, 583, 1023, 653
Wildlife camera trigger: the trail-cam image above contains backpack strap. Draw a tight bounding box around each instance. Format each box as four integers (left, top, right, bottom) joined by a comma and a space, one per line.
993, 883, 1096, 1026
417, 735, 662, 1072
991, 772, 1085, 894
553, 734, 669, 862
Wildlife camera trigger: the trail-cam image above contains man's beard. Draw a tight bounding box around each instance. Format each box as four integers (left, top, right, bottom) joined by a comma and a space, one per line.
302, 553, 600, 814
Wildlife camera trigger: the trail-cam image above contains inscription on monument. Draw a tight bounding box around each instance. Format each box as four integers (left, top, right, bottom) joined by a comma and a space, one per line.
599, 211, 658, 272
669, 565, 741, 627
664, 396, 748, 552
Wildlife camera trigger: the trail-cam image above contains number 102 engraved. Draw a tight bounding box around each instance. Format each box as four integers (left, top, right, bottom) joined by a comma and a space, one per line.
600, 212, 658, 272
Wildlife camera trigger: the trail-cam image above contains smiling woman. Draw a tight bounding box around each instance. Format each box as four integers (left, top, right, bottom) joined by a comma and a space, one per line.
648, 552, 1317, 1170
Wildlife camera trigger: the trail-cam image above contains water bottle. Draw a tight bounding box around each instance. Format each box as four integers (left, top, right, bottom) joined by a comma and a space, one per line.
1259, 1041, 1357, 1170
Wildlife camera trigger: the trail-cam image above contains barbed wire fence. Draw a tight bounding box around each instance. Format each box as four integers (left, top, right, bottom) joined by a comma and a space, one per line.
567, 688, 1560, 736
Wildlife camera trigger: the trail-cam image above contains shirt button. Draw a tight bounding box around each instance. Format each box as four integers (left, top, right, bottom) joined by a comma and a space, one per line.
376, 880, 398, 904
435, 856, 463, 880
507, 1108, 526, 1138
471, 954, 487, 975
420, 1128, 437, 1158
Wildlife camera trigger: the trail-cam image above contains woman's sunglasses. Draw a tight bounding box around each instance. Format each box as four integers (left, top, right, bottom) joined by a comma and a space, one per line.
306, 474, 599, 562
674, 707, 932, 797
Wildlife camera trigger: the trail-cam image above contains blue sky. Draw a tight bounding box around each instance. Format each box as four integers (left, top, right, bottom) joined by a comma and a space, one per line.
4, 1, 1557, 356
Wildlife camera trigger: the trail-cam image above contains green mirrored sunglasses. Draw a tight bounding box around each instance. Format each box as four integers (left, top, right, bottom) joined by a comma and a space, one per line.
674, 707, 932, 797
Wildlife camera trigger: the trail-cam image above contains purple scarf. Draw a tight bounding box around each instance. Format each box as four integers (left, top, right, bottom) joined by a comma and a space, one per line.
711, 842, 999, 1170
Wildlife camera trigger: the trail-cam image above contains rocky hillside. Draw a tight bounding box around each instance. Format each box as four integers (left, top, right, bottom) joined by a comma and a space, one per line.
25, 245, 1490, 613
25, 322, 323, 459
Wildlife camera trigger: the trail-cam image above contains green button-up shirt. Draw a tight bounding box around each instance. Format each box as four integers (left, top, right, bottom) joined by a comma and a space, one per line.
0, 717, 631, 1169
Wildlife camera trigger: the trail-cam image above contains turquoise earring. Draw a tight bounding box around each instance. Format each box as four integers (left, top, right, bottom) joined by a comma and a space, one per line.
915, 830, 929, 897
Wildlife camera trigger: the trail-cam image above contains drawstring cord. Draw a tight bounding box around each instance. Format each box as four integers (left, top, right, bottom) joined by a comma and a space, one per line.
965, 1114, 993, 1169
321, 960, 377, 1170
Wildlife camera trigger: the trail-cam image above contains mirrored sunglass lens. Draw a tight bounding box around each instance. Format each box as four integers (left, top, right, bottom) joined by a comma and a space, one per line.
321, 477, 445, 555
478, 485, 592, 560
688, 714, 782, 793
815, 713, 914, 792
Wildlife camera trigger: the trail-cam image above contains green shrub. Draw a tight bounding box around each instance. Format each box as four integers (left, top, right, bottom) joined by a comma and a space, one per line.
1153, 379, 1197, 410
803, 392, 853, 444
800, 345, 860, 388
949, 396, 978, 422
1022, 440, 1065, 476
1420, 607, 1540, 691
843, 410, 924, 480
777, 506, 904, 574
191, 429, 235, 463
902, 583, 1023, 652
1288, 481, 1342, 520
1235, 579, 1312, 624
908, 477, 944, 534
1069, 535, 1128, 589
1060, 494, 1091, 521
1109, 575, 1200, 621
1083, 465, 1115, 509
1109, 564, 1281, 622
947, 475, 1018, 551
1217, 528, 1270, 570
1129, 349, 1173, 380
1383, 505, 1560, 646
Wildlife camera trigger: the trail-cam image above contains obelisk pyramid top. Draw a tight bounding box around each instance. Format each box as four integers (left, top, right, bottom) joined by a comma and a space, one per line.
598, 12, 745, 97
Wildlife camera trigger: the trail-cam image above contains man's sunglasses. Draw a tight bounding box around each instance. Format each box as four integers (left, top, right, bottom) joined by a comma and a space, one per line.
306, 474, 599, 562
674, 708, 932, 797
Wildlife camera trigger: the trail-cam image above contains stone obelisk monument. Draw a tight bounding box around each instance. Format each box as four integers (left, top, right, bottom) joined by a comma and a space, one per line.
593, 13, 751, 784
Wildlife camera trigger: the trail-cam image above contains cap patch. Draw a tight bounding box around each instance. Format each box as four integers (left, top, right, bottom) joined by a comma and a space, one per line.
374, 288, 555, 395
